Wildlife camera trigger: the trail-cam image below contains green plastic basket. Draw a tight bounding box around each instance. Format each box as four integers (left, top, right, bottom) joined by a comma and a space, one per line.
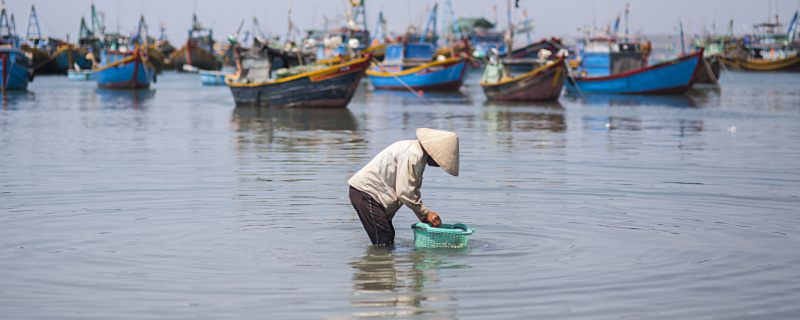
412, 222, 475, 248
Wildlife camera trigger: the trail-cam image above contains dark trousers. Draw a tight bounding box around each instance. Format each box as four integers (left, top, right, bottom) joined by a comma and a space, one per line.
349, 186, 395, 245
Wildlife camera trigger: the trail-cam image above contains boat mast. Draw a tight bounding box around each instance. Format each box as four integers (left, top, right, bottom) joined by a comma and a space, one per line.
679, 21, 685, 55
420, 3, 438, 44
91, 3, 105, 39
624, 3, 630, 44
9, 13, 17, 38
506, 0, 513, 53
136, 15, 148, 47
350, 0, 367, 32
441, 0, 460, 44
0, 5, 11, 39
25, 5, 42, 43
373, 11, 386, 44
788, 11, 799, 42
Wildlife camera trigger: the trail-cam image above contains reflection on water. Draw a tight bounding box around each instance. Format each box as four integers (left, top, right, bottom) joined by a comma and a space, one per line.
94, 89, 156, 110
582, 115, 704, 133
231, 106, 358, 132
2, 72, 799, 319
564, 92, 697, 108
1, 91, 35, 110
231, 106, 361, 148
366, 89, 473, 106
483, 102, 566, 133
350, 246, 468, 318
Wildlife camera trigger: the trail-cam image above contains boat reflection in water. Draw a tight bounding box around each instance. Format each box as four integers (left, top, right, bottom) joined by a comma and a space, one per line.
349, 246, 468, 318
483, 101, 566, 133
564, 92, 697, 108
1, 91, 35, 110
365, 89, 472, 106
582, 114, 704, 133
231, 106, 360, 148
94, 88, 155, 110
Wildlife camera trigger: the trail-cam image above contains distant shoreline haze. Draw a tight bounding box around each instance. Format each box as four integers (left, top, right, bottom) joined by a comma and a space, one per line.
7, 0, 799, 44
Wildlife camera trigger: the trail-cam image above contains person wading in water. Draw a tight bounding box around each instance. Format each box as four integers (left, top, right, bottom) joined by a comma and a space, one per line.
347, 128, 460, 245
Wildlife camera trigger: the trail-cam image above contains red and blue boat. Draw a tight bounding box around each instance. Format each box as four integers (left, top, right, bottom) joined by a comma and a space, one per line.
93, 47, 155, 89
367, 53, 467, 91
93, 17, 156, 89
0, 7, 33, 91
367, 4, 467, 92
367, 40, 467, 91
566, 50, 703, 95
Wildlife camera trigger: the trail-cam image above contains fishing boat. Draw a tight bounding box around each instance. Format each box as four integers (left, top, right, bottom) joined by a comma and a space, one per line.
367, 44, 466, 91
225, 42, 370, 108
507, 37, 565, 58
0, 7, 33, 91
694, 54, 722, 84
93, 16, 155, 89
721, 13, 800, 72
170, 14, 221, 71
51, 44, 93, 73
692, 21, 738, 84
77, 5, 103, 58
94, 46, 155, 89
455, 17, 506, 58
367, 4, 467, 91
481, 57, 566, 101
566, 50, 703, 95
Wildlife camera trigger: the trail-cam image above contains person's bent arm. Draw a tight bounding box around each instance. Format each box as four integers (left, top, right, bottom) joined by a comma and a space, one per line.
396, 152, 441, 226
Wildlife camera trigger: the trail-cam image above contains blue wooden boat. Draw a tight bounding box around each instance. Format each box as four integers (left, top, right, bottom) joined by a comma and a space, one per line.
0, 47, 32, 91
367, 3, 467, 92
0, 8, 32, 91
367, 56, 467, 91
52, 45, 93, 73
566, 50, 703, 95
93, 47, 155, 89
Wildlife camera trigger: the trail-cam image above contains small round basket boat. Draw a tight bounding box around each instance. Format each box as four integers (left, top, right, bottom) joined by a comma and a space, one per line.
412, 222, 475, 248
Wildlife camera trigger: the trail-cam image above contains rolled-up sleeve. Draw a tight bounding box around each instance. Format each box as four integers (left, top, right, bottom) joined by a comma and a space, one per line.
395, 153, 429, 221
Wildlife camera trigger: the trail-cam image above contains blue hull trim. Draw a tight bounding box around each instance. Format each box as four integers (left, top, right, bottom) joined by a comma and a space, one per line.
369, 60, 467, 91
1, 49, 32, 91
566, 51, 703, 95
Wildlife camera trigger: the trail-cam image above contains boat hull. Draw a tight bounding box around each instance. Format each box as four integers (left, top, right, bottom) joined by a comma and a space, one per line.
94, 50, 155, 89
566, 51, 702, 95
721, 54, 800, 72
695, 55, 722, 84
508, 38, 563, 59
52, 46, 93, 73
171, 43, 221, 71
1, 49, 32, 91
227, 58, 369, 108
481, 59, 566, 102
367, 59, 467, 91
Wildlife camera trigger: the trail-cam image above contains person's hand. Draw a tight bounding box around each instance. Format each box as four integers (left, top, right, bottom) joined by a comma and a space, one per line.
425, 211, 442, 227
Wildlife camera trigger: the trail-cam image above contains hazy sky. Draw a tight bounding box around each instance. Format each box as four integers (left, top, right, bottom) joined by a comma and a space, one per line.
6, 0, 800, 44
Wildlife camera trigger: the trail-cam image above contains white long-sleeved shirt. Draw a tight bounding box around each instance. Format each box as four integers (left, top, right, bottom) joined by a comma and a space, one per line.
347, 140, 430, 220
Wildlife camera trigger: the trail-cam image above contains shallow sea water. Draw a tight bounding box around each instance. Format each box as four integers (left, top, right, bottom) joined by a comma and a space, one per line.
1, 70, 799, 319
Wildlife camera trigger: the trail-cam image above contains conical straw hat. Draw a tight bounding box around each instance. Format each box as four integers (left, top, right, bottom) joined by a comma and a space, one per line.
416, 128, 459, 176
